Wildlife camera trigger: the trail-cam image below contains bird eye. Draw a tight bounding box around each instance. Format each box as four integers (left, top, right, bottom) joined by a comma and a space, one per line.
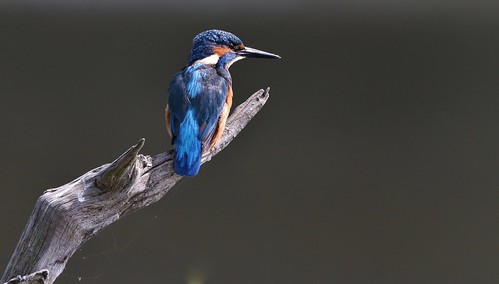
232, 44, 244, 51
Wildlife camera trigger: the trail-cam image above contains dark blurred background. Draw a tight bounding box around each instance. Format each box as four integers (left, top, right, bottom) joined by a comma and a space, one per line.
1, 0, 499, 283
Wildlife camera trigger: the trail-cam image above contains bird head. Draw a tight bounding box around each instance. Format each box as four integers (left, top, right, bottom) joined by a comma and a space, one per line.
188, 29, 280, 67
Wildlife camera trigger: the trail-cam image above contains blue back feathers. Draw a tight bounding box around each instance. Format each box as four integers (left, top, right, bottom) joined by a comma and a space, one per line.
168, 62, 231, 176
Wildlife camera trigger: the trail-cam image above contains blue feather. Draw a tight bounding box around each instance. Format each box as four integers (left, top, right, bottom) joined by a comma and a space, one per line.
174, 109, 201, 176
168, 63, 229, 176
186, 67, 203, 98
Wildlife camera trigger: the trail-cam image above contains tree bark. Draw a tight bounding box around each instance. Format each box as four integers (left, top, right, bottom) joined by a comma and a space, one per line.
1, 88, 271, 284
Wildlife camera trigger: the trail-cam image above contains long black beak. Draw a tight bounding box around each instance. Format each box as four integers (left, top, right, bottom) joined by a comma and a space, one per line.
237, 46, 281, 59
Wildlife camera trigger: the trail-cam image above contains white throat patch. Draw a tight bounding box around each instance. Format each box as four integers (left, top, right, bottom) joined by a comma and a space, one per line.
194, 54, 219, 65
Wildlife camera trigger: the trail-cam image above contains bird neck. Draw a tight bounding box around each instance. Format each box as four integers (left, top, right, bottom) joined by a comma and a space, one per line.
216, 52, 242, 70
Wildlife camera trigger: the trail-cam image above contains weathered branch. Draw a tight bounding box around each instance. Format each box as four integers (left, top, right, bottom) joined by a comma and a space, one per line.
1, 88, 271, 284
4, 270, 48, 284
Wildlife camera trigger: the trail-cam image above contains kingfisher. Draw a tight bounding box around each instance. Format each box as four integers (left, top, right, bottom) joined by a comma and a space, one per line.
166, 29, 280, 176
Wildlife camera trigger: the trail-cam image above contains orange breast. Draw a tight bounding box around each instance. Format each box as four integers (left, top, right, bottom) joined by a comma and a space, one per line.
165, 105, 172, 137
208, 85, 233, 150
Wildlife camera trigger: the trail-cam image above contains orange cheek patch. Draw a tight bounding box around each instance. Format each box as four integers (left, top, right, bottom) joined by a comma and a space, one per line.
213, 46, 231, 56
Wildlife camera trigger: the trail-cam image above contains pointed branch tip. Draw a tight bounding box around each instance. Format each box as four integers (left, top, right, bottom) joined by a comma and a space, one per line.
95, 138, 146, 191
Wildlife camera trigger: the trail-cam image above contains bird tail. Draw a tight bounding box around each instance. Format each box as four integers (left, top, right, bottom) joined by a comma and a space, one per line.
174, 110, 202, 176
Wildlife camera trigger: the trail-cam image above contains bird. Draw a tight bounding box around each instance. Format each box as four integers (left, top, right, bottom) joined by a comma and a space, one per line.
166, 29, 280, 176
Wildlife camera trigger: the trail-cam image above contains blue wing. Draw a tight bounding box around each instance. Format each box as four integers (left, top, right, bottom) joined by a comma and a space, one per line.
168, 64, 228, 176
